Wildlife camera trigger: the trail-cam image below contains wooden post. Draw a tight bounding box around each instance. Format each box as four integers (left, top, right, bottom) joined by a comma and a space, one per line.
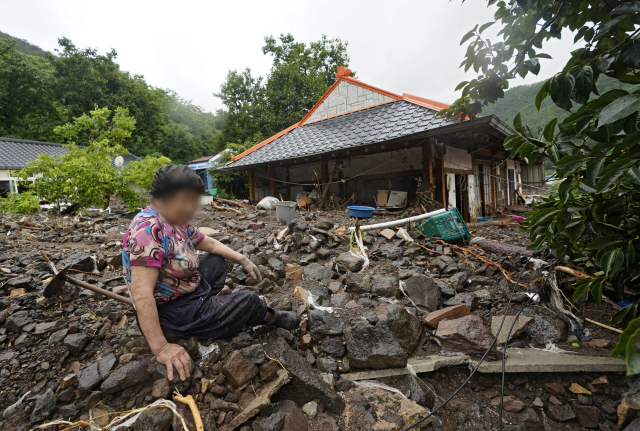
269, 166, 277, 196
321, 160, 329, 196
285, 166, 291, 201
422, 142, 434, 198
248, 170, 255, 201
435, 145, 446, 207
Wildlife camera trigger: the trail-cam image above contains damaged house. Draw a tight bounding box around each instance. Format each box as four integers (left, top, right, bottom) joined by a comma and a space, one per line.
216, 67, 545, 221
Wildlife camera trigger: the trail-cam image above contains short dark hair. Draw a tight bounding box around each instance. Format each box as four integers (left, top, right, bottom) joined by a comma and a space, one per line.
149, 164, 205, 199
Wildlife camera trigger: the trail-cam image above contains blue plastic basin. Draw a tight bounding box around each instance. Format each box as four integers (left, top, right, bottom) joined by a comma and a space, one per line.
347, 206, 375, 218
476, 216, 493, 222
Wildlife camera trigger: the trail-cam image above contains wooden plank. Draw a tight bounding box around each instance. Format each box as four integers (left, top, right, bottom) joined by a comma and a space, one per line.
269, 166, 276, 196
249, 170, 255, 201
444, 167, 473, 175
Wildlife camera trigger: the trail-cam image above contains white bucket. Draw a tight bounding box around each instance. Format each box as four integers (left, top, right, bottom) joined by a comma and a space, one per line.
276, 201, 296, 226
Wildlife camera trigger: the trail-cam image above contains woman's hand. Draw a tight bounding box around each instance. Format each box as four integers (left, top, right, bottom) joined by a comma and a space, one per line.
155, 342, 192, 381
240, 256, 262, 282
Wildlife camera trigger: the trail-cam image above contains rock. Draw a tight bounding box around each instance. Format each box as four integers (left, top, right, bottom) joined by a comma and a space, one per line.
618, 394, 640, 428
386, 374, 436, 408
424, 305, 470, 328
336, 252, 364, 272
48, 328, 69, 345
263, 337, 344, 413
569, 382, 591, 395
199, 227, 221, 237
90, 405, 112, 428
316, 248, 331, 260
299, 252, 317, 264
152, 378, 171, 399
59, 403, 78, 419
519, 407, 541, 425
378, 244, 402, 260
222, 350, 259, 386
58, 253, 96, 272
30, 389, 56, 423
429, 255, 458, 274
277, 399, 309, 431
241, 344, 267, 365
379, 228, 396, 240
270, 297, 292, 311
371, 273, 400, 298
78, 354, 117, 393
344, 271, 370, 294
252, 411, 285, 431
268, 258, 286, 278
315, 357, 338, 373
285, 265, 303, 282
344, 322, 407, 369
490, 395, 524, 412
101, 361, 150, 394
303, 263, 336, 281
6, 276, 38, 291
362, 310, 378, 324
133, 407, 174, 431
543, 382, 566, 397
547, 404, 576, 422
589, 338, 611, 349
309, 310, 344, 339
320, 338, 346, 357
402, 275, 441, 312
376, 303, 422, 351
64, 333, 91, 355
5, 310, 33, 332
490, 316, 534, 344
521, 307, 567, 345
435, 315, 498, 359
572, 401, 602, 428
330, 292, 350, 307
443, 292, 479, 310
232, 332, 255, 349
302, 401, 318, 418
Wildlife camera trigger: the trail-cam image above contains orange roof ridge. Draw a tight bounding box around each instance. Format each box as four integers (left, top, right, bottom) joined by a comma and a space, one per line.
230, 122, 300, 162
402, 93, 450, 111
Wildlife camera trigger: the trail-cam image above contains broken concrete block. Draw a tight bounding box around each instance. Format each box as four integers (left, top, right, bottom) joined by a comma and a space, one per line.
424, 305, 470, 328
344, 322, 407, 369
222, 351, 258, 386
490, 315, 533, 344
379, 228, 396, 240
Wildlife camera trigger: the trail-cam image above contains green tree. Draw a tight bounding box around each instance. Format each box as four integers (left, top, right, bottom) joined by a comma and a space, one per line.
445, 0, 640, 373
215, 34, 352, 145
15, 106, 169, 211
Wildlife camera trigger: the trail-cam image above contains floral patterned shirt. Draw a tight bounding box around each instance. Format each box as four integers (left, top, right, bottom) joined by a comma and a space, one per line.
122, 207, 205, 305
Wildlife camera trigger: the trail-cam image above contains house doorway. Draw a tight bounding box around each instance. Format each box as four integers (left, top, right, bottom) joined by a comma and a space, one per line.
454, 174, 470, 222
508, 169, 516, 205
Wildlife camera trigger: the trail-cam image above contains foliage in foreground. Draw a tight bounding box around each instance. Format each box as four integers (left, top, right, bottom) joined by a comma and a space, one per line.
443, 0, 640, 373
208, 140, 257, 199
11, 107, 170, 212
0, 191, 41, 214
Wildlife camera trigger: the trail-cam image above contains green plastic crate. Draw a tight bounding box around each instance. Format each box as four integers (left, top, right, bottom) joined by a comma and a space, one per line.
416, 207, 470, 242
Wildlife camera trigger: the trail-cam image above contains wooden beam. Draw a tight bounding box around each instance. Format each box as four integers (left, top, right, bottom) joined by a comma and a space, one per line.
249, 170, 255, 201
269, 166, 276, 196
435, 145, 446, 207
422, 142, 434, 198
321, 160, 329, 195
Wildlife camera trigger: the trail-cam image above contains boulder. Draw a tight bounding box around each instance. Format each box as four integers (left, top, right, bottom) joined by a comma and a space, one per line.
277, 399, 309, 431
222, 351, 259, 386
303, 263, 336, 281
6, 276, 38, 291
336, 252, 364, 272
344, 322, 407, 369
263, 337, 344, 413
490, 316, 534, 344
547, 404, 576, 422
58, 253, 96, 272
320, 338, 346, 357
5, 310, 33, 332
101, 361, 150, 394
268, 258, 286, 278
435, 315, 498, 359
252, 411, 285, 431
30, 389, 56, 423
133, 407, 174, 431
371, 274, 400, 298
378, 244, 403, 260
64, 333, 91, 355
309, 310, 344, 339
376, 303, 422, 351
571, 401, 602, 428
402, 275, 441, 312
344, 271, 370, 294
521, 307, 568, 345
78, 354, 117, 393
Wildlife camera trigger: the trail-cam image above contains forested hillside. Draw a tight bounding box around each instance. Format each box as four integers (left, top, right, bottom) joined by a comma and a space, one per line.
482, 75, 638, 131
0, 32, 224, 163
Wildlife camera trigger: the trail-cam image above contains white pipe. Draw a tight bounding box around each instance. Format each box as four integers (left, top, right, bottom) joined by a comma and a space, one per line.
349, 208, 447, 232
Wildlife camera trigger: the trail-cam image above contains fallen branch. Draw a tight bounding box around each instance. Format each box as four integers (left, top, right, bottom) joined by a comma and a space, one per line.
211, 204, 241, 214
556, 266, 590, 279
213, 197, 251, 209
19, 225, 40, 230
585, 318, 623, 334
174, 390, 204, 431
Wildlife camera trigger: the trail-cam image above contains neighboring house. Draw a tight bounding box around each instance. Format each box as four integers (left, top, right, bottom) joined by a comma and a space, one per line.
186, 150, 230, 204
215, 67, 542, 221
0, 137, 140, 197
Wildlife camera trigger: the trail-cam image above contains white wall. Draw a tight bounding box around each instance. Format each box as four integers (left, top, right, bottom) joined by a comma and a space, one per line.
446, 173, 456, 210
305, 81, 394, 123
444, 147, 472, 171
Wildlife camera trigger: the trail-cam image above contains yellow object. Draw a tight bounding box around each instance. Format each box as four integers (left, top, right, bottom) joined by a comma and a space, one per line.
174, 391, 204, 431
569, 383, 591, 395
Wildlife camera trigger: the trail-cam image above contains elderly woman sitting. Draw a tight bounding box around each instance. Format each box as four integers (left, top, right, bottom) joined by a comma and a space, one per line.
122, 165, 299, 382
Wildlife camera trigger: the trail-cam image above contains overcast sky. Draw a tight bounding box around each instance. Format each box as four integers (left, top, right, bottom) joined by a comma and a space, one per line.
0, 0, 577, 114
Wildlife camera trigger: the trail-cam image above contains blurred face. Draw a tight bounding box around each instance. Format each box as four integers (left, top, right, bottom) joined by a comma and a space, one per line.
152, 189, 201, 226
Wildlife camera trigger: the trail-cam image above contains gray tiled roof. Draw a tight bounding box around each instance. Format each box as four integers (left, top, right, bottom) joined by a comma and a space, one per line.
0, 137, 140, 170
224, 100, 459, 169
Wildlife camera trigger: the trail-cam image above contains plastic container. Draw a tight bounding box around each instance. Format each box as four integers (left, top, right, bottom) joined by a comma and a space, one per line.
347, 206, 375, 218
276, 201, 296, 226
476, 216, 493, 222
416, 207, 470, 242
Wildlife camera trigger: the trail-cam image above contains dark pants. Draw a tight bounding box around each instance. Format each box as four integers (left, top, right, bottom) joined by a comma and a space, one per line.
153, 253, 268, 341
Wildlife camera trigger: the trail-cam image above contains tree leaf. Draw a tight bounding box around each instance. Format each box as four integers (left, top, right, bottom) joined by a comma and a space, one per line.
625, 167, 640, 186
558, 178, 573, 204
573, 278, 592, 302
535, 84, 549, 111
599, 94, 640, 126
601, 248, 623, 278
626, 328, 640, 375
622, 40, 640, 68
460, 29, 476, 45
551, 74, 575, 111
556, 153, 588, 177
611, 316, 640, 358
543, 117, 558, 141
590, 278, 605, 306
586, 158, 604, 184
479, 22, 495, 34
513, 113, 523, 133
570, 66, 594, 105
597, 159, 637, 192
611, 1, 640, 14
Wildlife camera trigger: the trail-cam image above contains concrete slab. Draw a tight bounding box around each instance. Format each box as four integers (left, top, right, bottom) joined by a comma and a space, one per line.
342, 355, 469, 381
475, 348, 626, 373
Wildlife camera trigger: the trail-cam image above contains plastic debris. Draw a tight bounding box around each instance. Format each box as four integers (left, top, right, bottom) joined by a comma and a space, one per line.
256, 196, 280, 210
3, 391, 30, 419
396, 228, 414, 243
294, 285, 334, 313
198, 342, 221, 366
353, 380, 408, 398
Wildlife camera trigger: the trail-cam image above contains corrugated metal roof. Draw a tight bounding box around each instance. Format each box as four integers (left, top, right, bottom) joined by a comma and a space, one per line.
223, 100, 459, 169
0, 137, 140, 170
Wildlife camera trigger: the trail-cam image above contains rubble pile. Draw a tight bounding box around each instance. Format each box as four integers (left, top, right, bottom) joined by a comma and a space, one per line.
0, 205, 635, 430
